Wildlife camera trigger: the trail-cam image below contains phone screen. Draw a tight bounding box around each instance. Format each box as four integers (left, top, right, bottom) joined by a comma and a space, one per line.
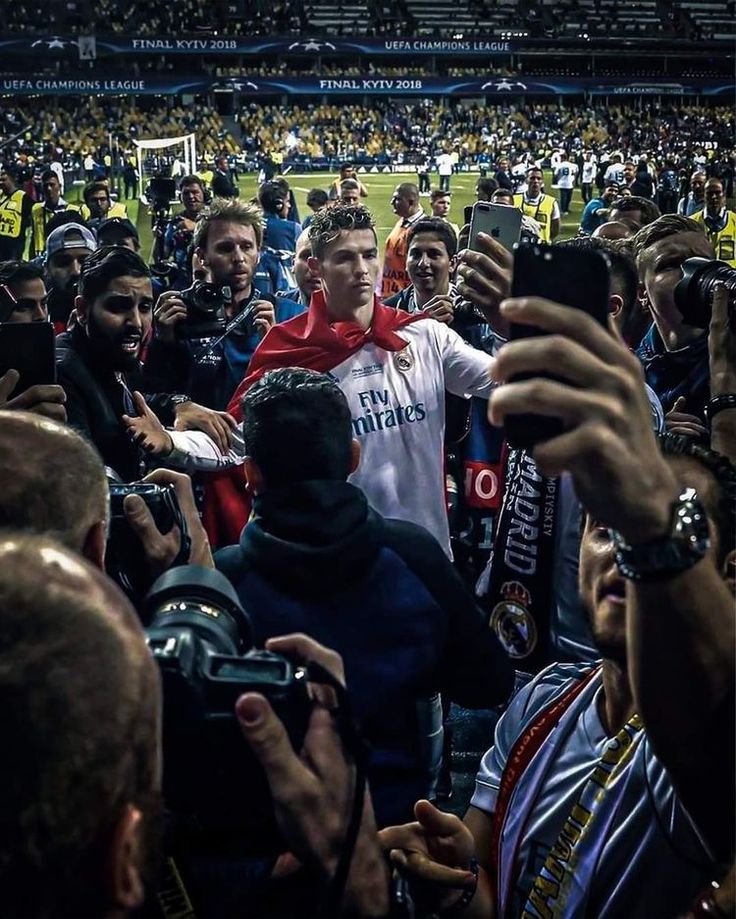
0, 322, 57, 394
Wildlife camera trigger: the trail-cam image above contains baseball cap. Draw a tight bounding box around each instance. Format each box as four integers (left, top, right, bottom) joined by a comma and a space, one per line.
97, 217, 139, 242
46, 222, 97, 260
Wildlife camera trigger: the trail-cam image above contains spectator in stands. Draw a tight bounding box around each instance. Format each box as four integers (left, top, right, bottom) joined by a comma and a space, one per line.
380, 296, 736, 917
258, 181, 301, 252
579, 182, 620, 235
0, 260, 48, 324
56, 246, 224, 480
216, 366, 514, 826
381, 182, 425, 300
211, 154, 239, 199
97, 217, 140, 253
607, 195, 661, 232
692, 177, 736, 267
430, 189, 460, 238
514, 167, 560, 242
302, 188, 329, 229
634, 215, 715, 416
28, 169, 77, 259
339, 178, 362, 207
44, 221, 97, 332
678, 171, 707, 217
385, 217, 457, 318
0, 164, 32, 261
144, 199, 286, 412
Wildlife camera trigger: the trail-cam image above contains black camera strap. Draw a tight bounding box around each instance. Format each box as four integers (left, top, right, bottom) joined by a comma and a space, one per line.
305, 662, 372, 919
191, 289, 265, 367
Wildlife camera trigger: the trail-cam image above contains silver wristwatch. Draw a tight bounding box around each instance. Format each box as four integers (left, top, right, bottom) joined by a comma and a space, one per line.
611, 487, 710, 581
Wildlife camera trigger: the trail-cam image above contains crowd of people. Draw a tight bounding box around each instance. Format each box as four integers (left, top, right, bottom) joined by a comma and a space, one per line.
2, 0, 729, 38
0, 98, 735, 917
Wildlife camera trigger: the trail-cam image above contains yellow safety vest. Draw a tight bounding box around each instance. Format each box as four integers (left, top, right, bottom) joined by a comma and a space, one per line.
513, 193, 556, 242
30, 202, 79, 256
0, 189, 26, 240
79, 201, 128, 221
692, 209, 736, 268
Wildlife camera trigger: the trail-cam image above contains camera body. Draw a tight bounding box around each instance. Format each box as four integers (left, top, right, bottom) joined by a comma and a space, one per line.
674, 257, 736, 329
142, 568, 311, 853
106, 482, 189, 601
177, 280, 233, 339
148, 175, 177, 215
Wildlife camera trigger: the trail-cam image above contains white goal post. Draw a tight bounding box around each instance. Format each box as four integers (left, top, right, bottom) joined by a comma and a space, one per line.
133, 133, 197, 202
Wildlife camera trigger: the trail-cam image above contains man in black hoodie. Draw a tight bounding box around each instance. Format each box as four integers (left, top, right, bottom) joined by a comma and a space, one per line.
215, 367, 514, 828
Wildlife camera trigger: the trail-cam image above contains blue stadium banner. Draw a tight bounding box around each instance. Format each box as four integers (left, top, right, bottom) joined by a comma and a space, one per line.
0, 34, 516, 56
0, 73, 732, 96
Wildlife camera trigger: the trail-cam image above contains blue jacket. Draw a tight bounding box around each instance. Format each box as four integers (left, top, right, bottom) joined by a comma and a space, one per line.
216, 481, 513, 827
636, 323, 710, 417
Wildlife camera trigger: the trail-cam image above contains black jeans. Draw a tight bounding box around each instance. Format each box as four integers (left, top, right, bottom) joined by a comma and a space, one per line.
440, 174, 451, 192
560, 187, 573, 213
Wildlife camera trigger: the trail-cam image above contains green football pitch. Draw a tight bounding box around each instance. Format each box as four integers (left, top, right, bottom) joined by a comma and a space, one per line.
94, 170, 585, 260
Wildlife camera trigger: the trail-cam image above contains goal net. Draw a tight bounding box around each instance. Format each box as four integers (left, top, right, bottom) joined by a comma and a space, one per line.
134, 133, 197, 204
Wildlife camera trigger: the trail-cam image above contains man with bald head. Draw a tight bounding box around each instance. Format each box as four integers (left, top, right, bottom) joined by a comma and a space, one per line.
382, 183, 425, 300
0, 534, 391, 916
275, 226, 321, 308
0, 410, 213, 577
0, 533, 162, 916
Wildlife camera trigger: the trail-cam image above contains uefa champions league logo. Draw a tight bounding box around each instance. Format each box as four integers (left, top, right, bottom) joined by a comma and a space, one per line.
481, 78, 528, 91
287, 39, 337, 52
30, 36, 80, 50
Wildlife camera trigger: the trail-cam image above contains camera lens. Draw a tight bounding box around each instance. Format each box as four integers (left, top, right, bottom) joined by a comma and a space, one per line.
143, 566, 253, 654
674, 257, 736, 329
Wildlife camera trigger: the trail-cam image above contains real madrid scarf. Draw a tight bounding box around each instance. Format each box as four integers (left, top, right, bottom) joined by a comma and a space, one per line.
201, 289, 428, 547
478, 448, 559, 673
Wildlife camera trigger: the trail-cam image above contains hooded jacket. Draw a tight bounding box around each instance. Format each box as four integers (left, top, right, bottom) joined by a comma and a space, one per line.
216, 480, 513, 827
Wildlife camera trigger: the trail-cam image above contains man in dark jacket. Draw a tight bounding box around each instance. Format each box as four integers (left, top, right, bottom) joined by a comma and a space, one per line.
57, 246, 232, 481
215, 367, 514, 828
211, 155, 239, 199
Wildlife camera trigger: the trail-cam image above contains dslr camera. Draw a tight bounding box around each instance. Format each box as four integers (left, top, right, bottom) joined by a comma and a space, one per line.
675, 257, 736, 329
142, 567, 312, 853
106, 480, 190, 602
177, 279, 234, 339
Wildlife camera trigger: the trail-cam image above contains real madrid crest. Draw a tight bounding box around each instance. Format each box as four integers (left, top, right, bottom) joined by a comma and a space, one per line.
394, 345, 413, 372
489, 580, 538, 659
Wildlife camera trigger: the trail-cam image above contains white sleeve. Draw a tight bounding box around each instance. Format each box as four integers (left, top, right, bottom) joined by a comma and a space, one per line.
165, 426, 245, 472
435, 322, 496, 399
551, 199, 561, 220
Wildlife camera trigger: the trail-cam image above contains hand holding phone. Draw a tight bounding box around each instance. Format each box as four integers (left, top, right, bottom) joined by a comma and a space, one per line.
468, 202, 522, 253
503, 242, 611, 450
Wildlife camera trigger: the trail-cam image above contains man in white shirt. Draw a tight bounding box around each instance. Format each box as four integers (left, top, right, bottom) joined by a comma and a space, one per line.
436, 151, 454, 193
603, 154, 626, 187
125, 204, 496, 554
580, 152, 597, 204
554, 157, 579, 215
